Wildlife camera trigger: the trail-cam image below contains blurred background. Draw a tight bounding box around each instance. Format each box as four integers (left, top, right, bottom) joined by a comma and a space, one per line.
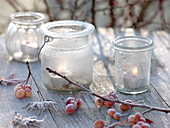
0, 0, 170, 34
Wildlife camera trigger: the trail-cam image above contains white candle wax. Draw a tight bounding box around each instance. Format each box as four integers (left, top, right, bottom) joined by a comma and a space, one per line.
21, 41, 38, 55
20, 34, 38, 57
46, 64, 76, 91
123, 67, 146, 89
49, 73, 69, 87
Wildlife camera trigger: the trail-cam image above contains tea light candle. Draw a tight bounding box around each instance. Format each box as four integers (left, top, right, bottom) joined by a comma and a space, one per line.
40, 20, 94, 92
21, 35, 38, 56
5, 12, 45, 62
123, 67, 146, 89
113, 36, 153, 94
47, 64, 74, 90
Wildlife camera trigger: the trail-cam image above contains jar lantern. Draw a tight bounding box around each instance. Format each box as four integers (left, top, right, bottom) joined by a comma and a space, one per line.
113, 36, 154, 94
5, 12, 45, 62
40, 20, 95, 92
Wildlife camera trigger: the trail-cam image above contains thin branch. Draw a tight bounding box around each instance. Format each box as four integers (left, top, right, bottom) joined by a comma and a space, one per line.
159, 0, 166, 30
43, 0, 53, 21
108, 0, 115, 27
91, 0, 96, 27
6, 0, 19, 12
46, 67, 170, 114
136, 0, 153, 26
25, 61, 31, 84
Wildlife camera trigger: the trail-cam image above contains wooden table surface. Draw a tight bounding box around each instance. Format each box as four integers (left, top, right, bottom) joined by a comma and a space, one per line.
0, 28, 170, 128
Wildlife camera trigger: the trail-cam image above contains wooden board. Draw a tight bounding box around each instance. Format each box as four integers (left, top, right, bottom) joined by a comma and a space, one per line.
1, 28, 170, 128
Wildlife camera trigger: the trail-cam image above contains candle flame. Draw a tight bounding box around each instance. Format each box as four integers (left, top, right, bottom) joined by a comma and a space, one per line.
58, 65, 66, 72
132, 67, 138, 75
57, 64, 70, 75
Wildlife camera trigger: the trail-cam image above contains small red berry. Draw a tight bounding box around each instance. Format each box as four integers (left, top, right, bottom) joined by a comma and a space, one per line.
15, 88, 25, 99
141, 123, 150, 128
107, 108, 116, 117
25, 88, 32, 98
119, 104, 130, 111
65, 97, 74, 105
132, 124, 142, 128
104, 101, 114, 108
69, 99, 77, 105
128, 115, 137, 124
113, 112, 121, 120
95, 98, 104, 106
93, 120, 105, 128
119, 100, 132, 111
14, 84, 22, 94
77, 99, 83, 107
65, 104, 76, 114
135, 113, 141, 121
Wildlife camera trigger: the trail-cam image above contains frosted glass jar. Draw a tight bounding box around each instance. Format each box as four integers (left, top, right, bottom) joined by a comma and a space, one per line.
40, 20, 95, 92
5, 12, 45, 62
113, 36, 153, 94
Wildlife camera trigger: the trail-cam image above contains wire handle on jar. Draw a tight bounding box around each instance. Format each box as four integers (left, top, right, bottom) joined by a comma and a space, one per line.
38, 35, 53, 60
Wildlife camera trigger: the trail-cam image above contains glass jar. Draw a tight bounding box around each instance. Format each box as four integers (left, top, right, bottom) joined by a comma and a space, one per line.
113, 36, 154, 94
5, 12, 45, 62
40, 20, 95, 92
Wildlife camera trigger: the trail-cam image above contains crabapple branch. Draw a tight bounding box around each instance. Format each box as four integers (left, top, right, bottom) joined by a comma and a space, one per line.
25, 61, 31, 84
46, 67, 170, 114
0, 74, 24, 86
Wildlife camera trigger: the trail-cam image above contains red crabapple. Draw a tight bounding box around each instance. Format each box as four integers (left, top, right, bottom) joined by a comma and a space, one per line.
95, 98, 104, 106
25, 88, 32, 98
132, 124, 142, 128
14, 84, 23, 94
104, 101, 114, 108
65, 97, 83, 114
14, 83, 32, 99
119, 100, 132, 111
15, 88, 25, 99
113, 112, 121, 120
135, 113, 141, 121
65, 97, 74, 105
107, 108, 116, 117
128, 115, 137, 124
141, 123, 150, 128
77, 99, 83, 107
65, 104, 76, 114
93, 120, 105, 128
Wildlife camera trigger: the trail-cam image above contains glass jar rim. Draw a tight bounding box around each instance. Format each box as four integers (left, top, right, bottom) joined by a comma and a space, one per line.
11, 12, 45, 25
113, 36, 154, 52
40, 20, 95, 38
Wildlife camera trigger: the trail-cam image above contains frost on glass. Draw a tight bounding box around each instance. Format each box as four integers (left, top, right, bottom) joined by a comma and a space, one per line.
40, 21, 94, 92
113, 37, 153, 94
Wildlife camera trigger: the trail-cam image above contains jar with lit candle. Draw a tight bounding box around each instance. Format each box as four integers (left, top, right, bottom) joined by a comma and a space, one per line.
113, 36, 154, 94
40, 20, 95, 92
5, 12, 45, 62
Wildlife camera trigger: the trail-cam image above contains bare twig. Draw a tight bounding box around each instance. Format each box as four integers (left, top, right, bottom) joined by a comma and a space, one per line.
91, 0, 96, 27
43, 0, 53, 21
25, 61, 31, 84
108, 0, 115, 27
0, 74, 24, 86
46, 67, 170, 114
6, 0, 19, 12
159, 0, 167, 30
